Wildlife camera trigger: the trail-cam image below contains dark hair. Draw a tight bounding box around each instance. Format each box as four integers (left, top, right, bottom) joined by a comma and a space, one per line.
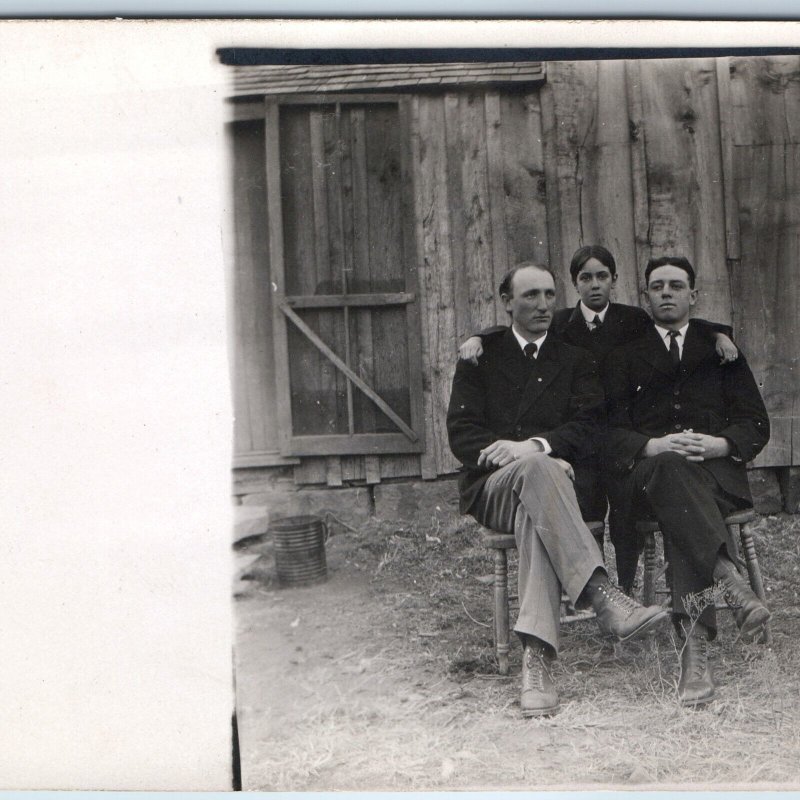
644, 256, 696, 289
498, 261, 556, 299
569, 245, 617, 282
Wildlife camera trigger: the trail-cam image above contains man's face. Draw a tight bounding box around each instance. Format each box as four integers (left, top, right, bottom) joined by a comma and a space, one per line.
574, 257, 616, 311
644, 264, 698, 327
503, 267, 556, 338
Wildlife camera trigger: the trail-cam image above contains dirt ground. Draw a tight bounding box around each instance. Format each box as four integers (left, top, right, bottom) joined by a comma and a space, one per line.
233, 511, 800, 791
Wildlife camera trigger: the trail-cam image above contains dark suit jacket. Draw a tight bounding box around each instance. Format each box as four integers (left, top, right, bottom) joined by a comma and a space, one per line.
551, 302, 651, 360
477, 303, 732, 364
447, 329, 605, 514
602, 320, 770, 502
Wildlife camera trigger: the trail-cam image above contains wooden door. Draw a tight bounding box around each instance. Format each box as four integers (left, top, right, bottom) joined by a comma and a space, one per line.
266, 96, 424, 457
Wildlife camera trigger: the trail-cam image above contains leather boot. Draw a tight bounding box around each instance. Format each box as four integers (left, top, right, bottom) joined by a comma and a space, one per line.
678, 624, 716, 706
590, 580, 669, 641
714, 557, 771, 643
520, 640, 559, 718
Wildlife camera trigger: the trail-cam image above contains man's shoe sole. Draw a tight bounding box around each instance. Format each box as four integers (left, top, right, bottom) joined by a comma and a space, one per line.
617, 608, 671, 642
738, 605, 771, 644
521, 702, 560, 718
679, 688, 716, 708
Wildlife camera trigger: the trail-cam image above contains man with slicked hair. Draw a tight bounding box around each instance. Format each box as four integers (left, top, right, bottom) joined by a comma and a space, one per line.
603, 256, 770, 706
447, 261, 667, 718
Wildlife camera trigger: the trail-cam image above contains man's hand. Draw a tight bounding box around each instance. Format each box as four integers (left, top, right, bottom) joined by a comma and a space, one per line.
714, 332, 739, 364
478, 438, 543, 468
551, 457, 575, 481
458, 336, 484, 366
644, 431, 731, 462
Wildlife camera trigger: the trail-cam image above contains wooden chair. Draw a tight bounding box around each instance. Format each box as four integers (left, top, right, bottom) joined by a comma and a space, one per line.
482, 521, 605, 675
638, 508, 771, 645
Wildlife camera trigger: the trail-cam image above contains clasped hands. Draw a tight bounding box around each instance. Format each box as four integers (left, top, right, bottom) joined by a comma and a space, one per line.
477, 439, 575, 479
644, 429, 731, 462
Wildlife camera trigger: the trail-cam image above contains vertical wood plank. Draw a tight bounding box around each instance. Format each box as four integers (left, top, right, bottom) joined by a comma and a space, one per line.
499, 90, 549, 273
443, 92, 468, 342
715, 57, 741, 261
230, 119, 275, 457
541, 61, 600, 300
417, 93, 459, 476
731, 144, 800, 466
310, 108, 348, 436
265, 100, 293, 455
625, 59, 651, 296
485, 90, 510, 323
326, 456, 344, 487
638, 58, 731, 324
727, 56, 800, 146
398, 97, 427, 475
410, 96, 440, 480
460, 90, 497, 337
589, 60, 639, 306
540, 81, 565, 298
364, 456, 381, 485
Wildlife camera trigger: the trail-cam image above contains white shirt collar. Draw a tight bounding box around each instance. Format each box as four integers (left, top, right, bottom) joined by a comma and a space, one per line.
654, 322, 689, 342
511, 325, 548, 354
579, 301, 610, 325
654, 322, 690, 355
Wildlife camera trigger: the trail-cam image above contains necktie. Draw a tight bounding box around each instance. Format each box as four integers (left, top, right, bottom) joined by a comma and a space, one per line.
523, 342, 538, 360
667, 330, 681, 367
591, 314, 603, 332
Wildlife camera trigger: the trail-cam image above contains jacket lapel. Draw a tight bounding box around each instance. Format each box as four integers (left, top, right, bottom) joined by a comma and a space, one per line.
679, 321, 713, 379
564, 303, 592, 348
496, 328, 529, 385
634, 324, 678, 379
516, 335, 564, 419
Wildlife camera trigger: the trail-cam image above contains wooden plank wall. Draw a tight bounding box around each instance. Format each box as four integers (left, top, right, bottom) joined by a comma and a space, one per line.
232, 55, 800, 482
724, 56, 800, 467
543, 55, 798, 467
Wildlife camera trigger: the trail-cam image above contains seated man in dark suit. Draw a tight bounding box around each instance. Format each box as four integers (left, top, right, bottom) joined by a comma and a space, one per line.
457, 245, 736, 593
447, 261, 667, 718
603, 256, 771, 706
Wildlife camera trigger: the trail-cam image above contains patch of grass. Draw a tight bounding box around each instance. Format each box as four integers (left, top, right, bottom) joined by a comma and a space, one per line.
238, 509, 800, 789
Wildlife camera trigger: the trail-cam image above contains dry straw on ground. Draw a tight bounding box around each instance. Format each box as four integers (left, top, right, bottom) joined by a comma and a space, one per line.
235, 510, 800, 790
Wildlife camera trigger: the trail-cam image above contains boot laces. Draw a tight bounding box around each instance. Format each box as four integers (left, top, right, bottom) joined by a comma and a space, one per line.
525, 647, 550, 690
598, 583, 639, 615
721, 572, 746, 610
686, 637, 708, 681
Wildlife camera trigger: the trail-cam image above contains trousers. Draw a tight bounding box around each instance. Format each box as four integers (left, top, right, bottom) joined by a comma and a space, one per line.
470, 453, 604, 654
615, 451, 745, 633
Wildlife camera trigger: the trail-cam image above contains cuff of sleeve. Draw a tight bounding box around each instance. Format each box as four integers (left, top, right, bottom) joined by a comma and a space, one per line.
530, 437, 552, 455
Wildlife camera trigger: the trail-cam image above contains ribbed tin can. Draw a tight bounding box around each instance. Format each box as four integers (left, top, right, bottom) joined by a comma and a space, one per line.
270, 515, 328, 587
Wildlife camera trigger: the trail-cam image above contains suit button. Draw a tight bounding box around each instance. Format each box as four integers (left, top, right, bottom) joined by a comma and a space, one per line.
674, 403, 681, 410
673, 388, 680, 396
515, 426, 522, 434
537, 377, 542, 382
674, 423, 681, 430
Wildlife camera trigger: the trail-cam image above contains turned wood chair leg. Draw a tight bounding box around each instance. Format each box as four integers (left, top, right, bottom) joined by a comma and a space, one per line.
492, 547, 511, 675
642, 532, 657, 607
737, 520, 772, 645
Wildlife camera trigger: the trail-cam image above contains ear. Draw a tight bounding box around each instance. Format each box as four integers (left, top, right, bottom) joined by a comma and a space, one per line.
501, 292, 513, 314
641, 288, 652, 310
689, 287, 698, 307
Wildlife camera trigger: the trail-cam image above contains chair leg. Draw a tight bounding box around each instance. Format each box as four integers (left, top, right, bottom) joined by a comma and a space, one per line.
737, 521, 772, 645
492, 548, 511, 675
642, 531, 657, 606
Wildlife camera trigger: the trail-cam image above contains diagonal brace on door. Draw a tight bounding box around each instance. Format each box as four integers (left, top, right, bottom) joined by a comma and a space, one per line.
280, 303, 418, 442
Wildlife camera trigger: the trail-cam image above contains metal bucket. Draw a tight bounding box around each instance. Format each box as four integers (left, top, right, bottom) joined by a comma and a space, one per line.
270, 515, 328, 587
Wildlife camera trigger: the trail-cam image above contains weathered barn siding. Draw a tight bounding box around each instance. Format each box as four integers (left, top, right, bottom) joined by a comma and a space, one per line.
228, 55, 800, 489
